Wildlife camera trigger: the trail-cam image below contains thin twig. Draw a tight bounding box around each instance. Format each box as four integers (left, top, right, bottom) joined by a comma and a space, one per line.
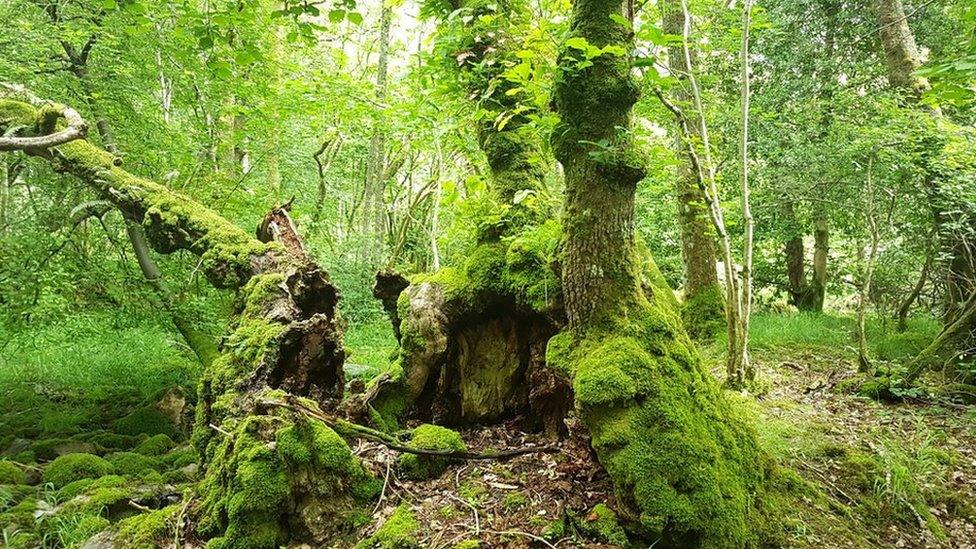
448, 493, 480, 536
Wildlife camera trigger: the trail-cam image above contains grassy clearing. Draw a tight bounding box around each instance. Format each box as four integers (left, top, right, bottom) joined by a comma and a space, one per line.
713, 312, 941, 361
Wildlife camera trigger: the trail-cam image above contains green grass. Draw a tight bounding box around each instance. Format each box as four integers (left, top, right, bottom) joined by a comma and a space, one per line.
344, 317, 397, 380
714, 312, 941, 361
0, 312, 199, 441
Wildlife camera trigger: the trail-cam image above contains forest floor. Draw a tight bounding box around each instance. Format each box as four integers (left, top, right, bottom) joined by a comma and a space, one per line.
1, 313, 974, 548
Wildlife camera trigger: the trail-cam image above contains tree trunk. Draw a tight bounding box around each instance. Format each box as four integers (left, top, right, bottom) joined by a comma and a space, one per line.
364, 3, 392, 256
1, 92, 375, 547
783, 206, 828, 312
661, 0, 724, 338
548, 0, 769, 543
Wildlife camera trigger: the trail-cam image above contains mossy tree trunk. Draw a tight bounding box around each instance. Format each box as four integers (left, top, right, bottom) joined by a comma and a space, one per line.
548, 0, 769, 545
0, 90, 379, 547
661, 0, 724, 338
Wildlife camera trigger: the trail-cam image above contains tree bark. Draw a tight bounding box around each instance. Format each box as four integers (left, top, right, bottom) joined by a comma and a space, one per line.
364, 0, 567, 433
364, 3, 393, 255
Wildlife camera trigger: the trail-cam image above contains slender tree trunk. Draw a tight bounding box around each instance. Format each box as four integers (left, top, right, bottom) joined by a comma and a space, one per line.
731, 0, 755, 386
662, 0, 724, 338
810, 215, 829, 309
897, 246, 932, 332
364, 3, 392, 254
126, 221, 219, 366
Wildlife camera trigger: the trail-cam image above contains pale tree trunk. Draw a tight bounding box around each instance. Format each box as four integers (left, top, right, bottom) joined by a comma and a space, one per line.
364, 3, 392, 255
547, 0, 769, 542
661, 0, 724, 338
731, 0, 756, 386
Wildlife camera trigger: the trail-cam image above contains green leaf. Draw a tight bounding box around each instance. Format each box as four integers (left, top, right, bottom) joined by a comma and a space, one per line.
329, 10, 346, 23
347, 11, 364, 25
565, 37, 589, 51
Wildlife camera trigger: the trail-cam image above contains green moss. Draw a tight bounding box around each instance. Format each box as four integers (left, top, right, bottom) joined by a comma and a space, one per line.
582, 503, 629, 546
397, 424, 466, 480
114, 406, 180, 439
454, 541, 481, 549
43, 454, 114, 488
0, 460, 27, 485
681, 284, 726, 340
105, 452, 163, 476
133, 434, 175, 456
547, 288, 773, 546
60, 475, 130, 514
501, 492, 529, 512
162, 447, 198, 469
57, 478, 95, 500
356, 505, 420, 549
199, 413, 379, 548
115, 505, 180, 548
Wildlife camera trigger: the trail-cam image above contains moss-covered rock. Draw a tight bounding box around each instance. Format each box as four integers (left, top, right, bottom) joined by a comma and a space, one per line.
115, 505, 180, 548
356, 505, 420, 549
57, 478, 96, 500
0, 460, 27, 485
114, 405, 180, 439
397, 424, 467, 480
105, 452, 163, 476
133, 434, 175, 456
43, 454, 114, 488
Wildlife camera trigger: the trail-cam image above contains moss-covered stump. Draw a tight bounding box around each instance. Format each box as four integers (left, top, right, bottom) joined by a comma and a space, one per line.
197, 401, 380, 548
397, 424, 466, 479
366, 220, 572, 433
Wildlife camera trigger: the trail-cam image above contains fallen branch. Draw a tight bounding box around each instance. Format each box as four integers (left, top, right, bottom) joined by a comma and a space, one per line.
263, 395, 560, 461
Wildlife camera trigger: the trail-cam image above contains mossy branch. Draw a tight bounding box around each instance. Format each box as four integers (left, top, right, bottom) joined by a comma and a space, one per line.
262, 396, 559, 460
